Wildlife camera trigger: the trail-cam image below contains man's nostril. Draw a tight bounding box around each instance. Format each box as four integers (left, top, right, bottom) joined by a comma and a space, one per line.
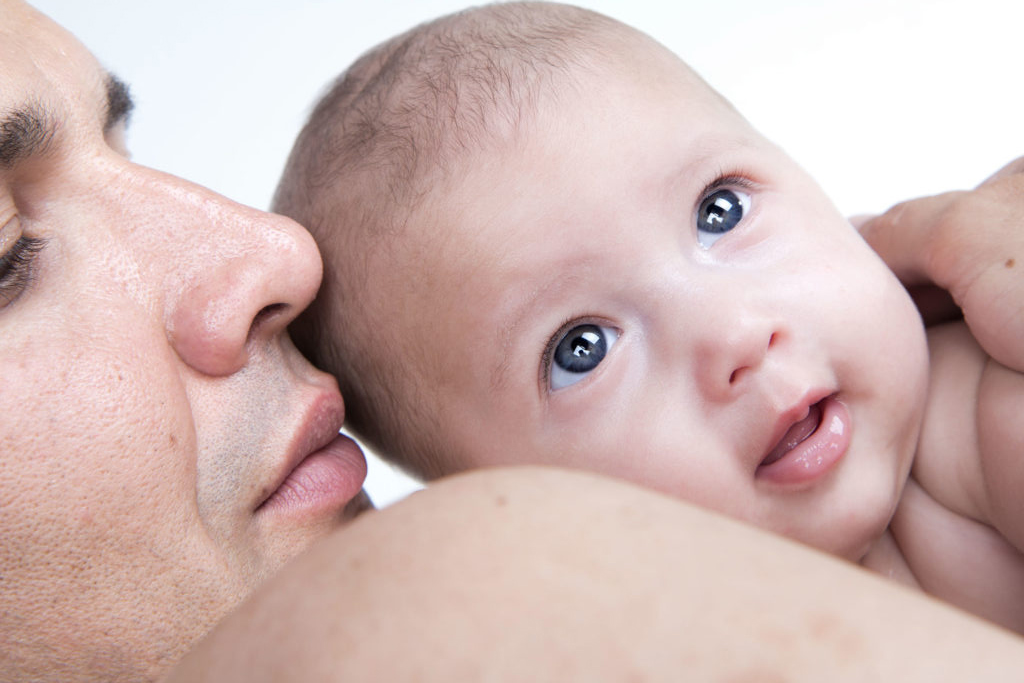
248, 303, 289, 342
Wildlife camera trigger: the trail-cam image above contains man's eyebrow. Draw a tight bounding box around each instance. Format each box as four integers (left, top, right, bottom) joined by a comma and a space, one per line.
0, 104, 57, 170
104, 73, 134, 133
0, 75, 134, 171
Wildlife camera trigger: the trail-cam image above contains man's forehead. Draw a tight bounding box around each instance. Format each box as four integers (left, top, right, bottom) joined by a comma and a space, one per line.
0, 0, 27, 19
0, 4, 125, 136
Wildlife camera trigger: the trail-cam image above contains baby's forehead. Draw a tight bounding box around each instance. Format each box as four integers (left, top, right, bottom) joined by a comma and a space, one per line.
589, 35, 733, 113
325, 15, 745, 310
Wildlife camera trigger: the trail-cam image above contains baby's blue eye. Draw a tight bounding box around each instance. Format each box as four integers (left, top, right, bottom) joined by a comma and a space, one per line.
696, 188, 750, 248
549, 323, 619, 391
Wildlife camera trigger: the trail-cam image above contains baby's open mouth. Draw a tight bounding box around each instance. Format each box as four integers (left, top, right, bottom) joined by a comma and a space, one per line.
755, 394, 851, 486
760, 400, 824, 468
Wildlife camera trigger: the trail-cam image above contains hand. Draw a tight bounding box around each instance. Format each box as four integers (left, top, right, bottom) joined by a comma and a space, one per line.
857, 156, 1024, 372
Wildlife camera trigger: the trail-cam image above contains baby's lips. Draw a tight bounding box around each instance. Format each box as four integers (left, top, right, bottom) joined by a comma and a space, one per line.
760, 402, 822, 468
755, 396, 851, 487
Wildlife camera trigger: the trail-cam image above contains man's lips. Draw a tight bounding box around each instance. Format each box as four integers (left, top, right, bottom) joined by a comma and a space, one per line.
257, 432, 368, 516
255, 392, 368, 518
756, 394, 851, 486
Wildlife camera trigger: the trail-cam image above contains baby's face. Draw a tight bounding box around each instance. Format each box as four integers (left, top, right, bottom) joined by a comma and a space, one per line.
388, 42, 928, 559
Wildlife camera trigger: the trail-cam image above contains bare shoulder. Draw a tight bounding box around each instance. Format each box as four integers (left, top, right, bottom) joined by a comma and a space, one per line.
166, 468, 1024, 682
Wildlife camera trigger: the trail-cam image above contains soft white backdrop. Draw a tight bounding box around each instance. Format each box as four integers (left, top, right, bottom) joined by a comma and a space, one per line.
34, 0, 1024, 506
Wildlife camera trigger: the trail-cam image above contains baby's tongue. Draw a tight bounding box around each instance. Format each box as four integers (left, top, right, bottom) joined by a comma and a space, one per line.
761, 403, 822, 467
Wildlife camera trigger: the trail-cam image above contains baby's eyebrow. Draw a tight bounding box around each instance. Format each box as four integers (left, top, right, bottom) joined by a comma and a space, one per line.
491, 269, 584, 391
0, 104, 56, 169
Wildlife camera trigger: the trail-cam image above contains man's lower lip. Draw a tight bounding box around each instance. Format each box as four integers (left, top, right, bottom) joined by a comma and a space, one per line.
756, 396, 851, 486
258, 434, 368, 517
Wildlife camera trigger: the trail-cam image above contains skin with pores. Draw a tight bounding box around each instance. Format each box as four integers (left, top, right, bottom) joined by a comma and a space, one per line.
0, 2, 369, 679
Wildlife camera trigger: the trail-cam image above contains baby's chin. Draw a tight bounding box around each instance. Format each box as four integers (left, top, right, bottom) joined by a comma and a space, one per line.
782, 522, 887, 564
807, 492, 902, 562
836, 527, 890, 563
763, 465, 908, 563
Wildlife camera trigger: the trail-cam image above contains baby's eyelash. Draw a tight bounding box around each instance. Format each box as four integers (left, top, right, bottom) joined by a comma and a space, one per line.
540, 315, 579, 387
699, 173, 757, 200
0, 235, 46, 306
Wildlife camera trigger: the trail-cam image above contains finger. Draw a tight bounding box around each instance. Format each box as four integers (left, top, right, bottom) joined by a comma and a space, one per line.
977, 155, 1024, 187
862, 158, 1024, 287
957, 241, 1024, 372
856, 190, 968, 288
861, 164, 1024, 372
847, 213, 875, 231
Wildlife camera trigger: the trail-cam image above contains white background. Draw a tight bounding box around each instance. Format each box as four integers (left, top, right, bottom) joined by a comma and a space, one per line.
34, 0, 1024, 506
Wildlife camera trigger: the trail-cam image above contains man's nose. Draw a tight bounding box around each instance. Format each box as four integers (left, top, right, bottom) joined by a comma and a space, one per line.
135, 170, 323, 377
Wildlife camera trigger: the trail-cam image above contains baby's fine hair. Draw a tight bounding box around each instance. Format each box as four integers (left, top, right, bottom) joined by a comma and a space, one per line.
276, 2, 637, 478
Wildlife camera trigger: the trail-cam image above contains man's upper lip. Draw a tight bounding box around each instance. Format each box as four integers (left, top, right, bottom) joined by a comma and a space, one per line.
256, 389, 346, 510
759, 388, 832, 467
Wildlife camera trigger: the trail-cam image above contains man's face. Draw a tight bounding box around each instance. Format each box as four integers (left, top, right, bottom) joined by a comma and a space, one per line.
382, 38, 928, 560
0, 3, 369, 680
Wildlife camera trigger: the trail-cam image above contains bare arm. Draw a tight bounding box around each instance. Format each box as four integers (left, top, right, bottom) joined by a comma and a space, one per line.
167, 467, 1024, 681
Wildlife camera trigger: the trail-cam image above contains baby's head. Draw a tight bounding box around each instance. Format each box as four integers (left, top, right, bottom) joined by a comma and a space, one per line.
277, 2, 929, 560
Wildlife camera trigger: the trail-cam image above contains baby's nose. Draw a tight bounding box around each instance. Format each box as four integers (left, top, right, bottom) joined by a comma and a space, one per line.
693, 311, 782, 404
